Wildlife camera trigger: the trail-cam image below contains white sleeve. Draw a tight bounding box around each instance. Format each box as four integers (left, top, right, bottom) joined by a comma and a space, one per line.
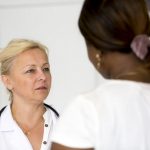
51, 96, 99, 148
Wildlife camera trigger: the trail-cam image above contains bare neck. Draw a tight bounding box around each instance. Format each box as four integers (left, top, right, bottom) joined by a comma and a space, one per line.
11, 101, 45, 125
106, 52, 150, 83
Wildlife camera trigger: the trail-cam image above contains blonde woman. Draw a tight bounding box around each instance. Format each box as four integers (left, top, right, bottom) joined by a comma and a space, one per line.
0, 39, 59, 150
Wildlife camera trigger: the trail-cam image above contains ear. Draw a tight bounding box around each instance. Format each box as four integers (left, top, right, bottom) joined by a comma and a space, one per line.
1, 75, 13, 90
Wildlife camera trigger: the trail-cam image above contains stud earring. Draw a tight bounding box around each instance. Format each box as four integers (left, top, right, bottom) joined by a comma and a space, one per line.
96, 53, 101, 69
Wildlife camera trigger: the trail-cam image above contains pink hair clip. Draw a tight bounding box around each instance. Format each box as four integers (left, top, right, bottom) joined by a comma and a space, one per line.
130, 34, 150, 60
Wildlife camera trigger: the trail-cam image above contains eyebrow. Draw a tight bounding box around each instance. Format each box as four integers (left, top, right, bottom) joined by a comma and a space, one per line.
24, 63, 49, 68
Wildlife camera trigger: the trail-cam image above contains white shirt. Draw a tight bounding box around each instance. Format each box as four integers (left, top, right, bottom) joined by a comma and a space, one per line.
51, 80, 150, 150
0, 104, 58, 150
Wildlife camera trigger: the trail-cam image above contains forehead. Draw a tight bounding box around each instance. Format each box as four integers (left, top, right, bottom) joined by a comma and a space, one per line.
12, 48, 49, 68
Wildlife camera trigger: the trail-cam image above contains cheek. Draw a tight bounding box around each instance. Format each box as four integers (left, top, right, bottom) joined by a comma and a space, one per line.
15, 80, 31, 89
47, 74, 52, 87
11, 75, 32, 89
11, 81, 30, 95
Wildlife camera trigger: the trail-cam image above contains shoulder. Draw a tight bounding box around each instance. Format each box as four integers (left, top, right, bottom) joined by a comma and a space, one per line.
0, 105, 15, 132
0, 106, 7, 117
65, 80, 135, 106
0, 105, 10, 119
72, 80, 150, 115
51, 96, 99, 148
82, 79, 145, 101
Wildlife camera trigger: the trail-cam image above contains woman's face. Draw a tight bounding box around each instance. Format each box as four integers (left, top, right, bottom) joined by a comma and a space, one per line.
2, 48, 51, 103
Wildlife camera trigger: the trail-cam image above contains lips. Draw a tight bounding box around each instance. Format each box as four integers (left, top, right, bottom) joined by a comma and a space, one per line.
35, 86, 47, 90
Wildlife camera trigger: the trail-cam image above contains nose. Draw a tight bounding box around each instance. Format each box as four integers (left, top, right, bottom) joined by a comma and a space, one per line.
37, 69, 46, 81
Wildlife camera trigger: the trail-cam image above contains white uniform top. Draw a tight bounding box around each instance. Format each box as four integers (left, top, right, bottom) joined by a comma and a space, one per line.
51, 80, 150, 150
0, 104, 58, 150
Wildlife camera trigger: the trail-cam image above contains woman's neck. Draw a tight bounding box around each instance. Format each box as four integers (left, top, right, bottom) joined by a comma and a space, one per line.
11, 101, 45, 124
113, 66, 150, 83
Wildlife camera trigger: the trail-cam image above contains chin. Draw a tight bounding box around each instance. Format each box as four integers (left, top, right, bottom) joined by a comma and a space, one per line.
35, 94, 49, 101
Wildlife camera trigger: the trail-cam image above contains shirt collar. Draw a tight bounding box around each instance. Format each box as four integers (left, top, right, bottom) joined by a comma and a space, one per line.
0, 104, 16, 131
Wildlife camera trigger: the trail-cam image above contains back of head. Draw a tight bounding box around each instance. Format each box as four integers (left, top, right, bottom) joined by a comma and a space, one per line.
79, 0, 150, 54
0, 39, 48, 75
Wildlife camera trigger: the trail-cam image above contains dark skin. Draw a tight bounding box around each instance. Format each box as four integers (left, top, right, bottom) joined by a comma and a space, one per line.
51, 143, 93, 150
87, 45, 150, 83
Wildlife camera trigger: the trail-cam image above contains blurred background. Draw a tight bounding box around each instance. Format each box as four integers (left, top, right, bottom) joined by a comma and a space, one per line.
0, 0, 104, 112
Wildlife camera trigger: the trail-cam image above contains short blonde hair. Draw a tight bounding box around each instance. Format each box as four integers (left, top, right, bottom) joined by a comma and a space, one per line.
0, 39, 48, 75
